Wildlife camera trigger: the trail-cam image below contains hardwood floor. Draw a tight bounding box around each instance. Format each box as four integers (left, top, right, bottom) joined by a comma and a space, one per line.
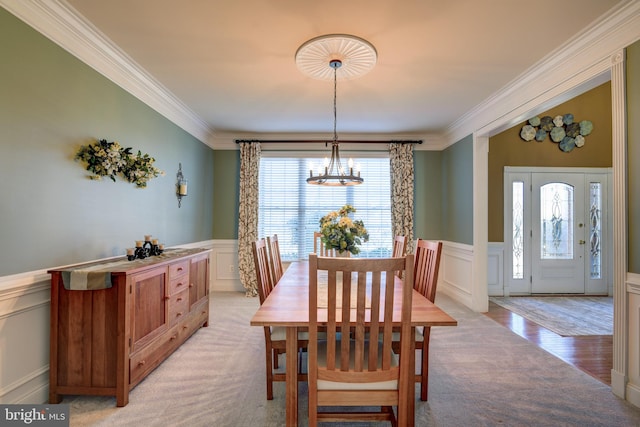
484, 301, 613, 385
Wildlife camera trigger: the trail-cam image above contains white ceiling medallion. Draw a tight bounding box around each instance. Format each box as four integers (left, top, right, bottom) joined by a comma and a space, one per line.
295, 34, 377, 81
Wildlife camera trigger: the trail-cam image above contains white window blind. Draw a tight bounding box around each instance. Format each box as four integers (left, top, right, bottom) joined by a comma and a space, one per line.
258, 155, 392, 260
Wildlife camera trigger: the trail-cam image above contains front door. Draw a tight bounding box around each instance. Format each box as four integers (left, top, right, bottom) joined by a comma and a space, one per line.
503, 167, 610, 295
531, 173, 585, 293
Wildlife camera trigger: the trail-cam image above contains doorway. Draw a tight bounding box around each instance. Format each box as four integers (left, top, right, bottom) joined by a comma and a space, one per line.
504, 167, 612, 296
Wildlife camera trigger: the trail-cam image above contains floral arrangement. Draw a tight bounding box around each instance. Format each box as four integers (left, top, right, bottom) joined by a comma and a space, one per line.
319, 205, 369, 255
519, 113, 593, 153
75, 139, 164, 188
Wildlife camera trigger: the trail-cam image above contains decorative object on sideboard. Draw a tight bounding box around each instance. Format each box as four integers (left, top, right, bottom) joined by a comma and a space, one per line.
519, 114, 593, 152
75, 138, 164, 187
176, 163, 188, 207
127, 235, 164, 260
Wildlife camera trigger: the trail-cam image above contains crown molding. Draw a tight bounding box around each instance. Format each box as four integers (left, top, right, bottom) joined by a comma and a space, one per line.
445, 0, 640, 145
0, 0, 213, 144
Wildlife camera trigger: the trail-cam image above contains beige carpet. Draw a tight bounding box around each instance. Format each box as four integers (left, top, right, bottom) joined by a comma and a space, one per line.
489, 296, 613, 336
62, 291, 640, 426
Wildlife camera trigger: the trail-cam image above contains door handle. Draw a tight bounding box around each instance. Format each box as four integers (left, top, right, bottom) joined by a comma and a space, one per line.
579, 240, 586, 245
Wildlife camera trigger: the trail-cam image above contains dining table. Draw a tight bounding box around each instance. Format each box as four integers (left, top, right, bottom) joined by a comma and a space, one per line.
250, 260, 458, 426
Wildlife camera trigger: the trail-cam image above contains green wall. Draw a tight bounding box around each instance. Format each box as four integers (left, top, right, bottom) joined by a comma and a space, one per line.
487, 82, 613, 242
414, 150, 443, 240
212, 150, 240, 239
0, 9, 214, 276
441, 135, 474, 244
628, 41, 640, 273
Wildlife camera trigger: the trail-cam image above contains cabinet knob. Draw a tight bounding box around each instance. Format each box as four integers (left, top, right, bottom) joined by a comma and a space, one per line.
138, 360, 146, 366
177, 297, 183, 302
164, 296, 171, 301
176, 282, 184, 287
177, 267, 183, 272
170, 335, 177, 341
176, 312, 183, 317
189, 283, 194, 288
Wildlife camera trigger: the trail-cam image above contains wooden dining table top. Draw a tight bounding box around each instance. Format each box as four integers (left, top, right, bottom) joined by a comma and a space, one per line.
250, 260, 458, 328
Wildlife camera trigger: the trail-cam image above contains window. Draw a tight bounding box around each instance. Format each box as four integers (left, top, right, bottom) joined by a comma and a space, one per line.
258, 154, 392, 260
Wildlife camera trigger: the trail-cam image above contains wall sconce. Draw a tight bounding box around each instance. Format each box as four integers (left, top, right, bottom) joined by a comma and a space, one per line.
176, 163, 187, 208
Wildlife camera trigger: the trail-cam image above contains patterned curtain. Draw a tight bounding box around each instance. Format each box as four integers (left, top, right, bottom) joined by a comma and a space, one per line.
389, 142, 415, 253
238, 142, 261, 296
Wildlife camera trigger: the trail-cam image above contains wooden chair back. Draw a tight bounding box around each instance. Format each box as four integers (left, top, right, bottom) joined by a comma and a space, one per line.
313, 231, 336, 257
307, 254, 415, 425
413, 239, 443, 302
266, 234, 284, 285
392, 235, 408, 278
392, 235, 407, 258
251, 238, 274, 305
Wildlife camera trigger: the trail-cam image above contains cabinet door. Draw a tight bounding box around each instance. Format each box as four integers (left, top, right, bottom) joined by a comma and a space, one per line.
189, 254, 209, 307
130, 267, 169, 352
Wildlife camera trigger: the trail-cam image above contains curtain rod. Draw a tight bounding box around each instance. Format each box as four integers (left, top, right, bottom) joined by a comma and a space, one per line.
234, 139, 422, 144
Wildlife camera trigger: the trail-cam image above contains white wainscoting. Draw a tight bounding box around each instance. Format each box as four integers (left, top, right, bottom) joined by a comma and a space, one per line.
0, 240, 215, 405
625, 273, 640, 406
209, 240, 243, 292
438, 241, 474, 309
0, 270, 52, 404
488, 243, 504, 297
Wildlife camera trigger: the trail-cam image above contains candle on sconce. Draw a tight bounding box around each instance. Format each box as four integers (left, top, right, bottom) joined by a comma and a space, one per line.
135, 241, 143, 248
144, 235, 152, 242
178, 181, 188, 196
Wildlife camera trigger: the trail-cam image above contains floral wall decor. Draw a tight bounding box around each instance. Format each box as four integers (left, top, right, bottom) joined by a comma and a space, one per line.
519, 114, 593, 152
75, 139, 164, 187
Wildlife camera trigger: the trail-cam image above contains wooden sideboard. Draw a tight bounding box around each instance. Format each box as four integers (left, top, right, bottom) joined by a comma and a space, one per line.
48, 248, 211, 406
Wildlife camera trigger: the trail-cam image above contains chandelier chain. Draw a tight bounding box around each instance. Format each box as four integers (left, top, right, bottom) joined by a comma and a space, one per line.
333, 64, 338, 143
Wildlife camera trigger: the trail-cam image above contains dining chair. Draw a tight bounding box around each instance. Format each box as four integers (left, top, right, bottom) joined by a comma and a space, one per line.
392, 235, 407, 278
266, 234, 284, 285
314, 231, 336, 257
251, 238, 297, 400
394, 239, 443, 401
307, 254, 415, 426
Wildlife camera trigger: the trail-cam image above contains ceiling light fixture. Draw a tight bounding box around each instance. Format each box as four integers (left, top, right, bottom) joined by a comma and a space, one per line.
296, 34, 376, 186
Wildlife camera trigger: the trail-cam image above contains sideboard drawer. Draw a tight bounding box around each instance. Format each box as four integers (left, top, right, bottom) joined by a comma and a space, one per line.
169, 260, 189, 279
169, 274, 189, 295
169, 288, 190, 326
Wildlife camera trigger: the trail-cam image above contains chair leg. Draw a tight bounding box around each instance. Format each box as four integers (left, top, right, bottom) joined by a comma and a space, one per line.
420, 330, 431, 401
273, 348, 279, 369
265, 344, 274, 400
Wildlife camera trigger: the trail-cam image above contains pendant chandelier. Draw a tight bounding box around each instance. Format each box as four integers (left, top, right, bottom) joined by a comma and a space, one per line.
295, 35, 377, 186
